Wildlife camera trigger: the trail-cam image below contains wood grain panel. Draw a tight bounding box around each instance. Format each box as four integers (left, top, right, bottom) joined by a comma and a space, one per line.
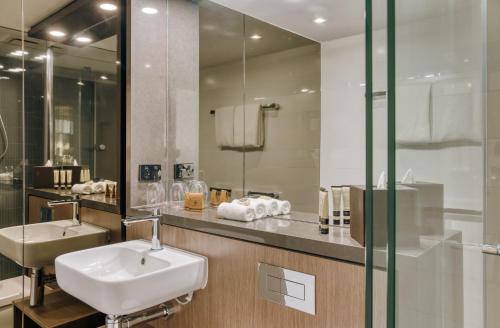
28, 196, 73, 224
81, 207, 122, 243
127, 225, 365, 328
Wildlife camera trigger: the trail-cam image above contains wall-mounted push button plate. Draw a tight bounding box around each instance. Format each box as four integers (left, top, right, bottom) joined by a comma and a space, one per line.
257, 262, 315, 315
139, 164, 161, 182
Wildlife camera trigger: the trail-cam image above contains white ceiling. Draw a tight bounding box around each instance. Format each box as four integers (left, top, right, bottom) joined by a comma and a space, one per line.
208, 0, 477, 42
0, 0, 73, 32
208, 0, 366, 42
200, 1, 316, 68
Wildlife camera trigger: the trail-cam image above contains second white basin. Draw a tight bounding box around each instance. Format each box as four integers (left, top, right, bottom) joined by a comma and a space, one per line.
55, 240, 208, 315
0, 220, 109, 268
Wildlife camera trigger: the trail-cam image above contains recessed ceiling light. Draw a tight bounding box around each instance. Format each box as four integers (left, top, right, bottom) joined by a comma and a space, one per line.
0, 65, 3, 69
145, 63, 151, 68
77, 81, 85, 86
250, 34, 262, 40
142, 7, 158, 14
10, 50, 28, 56
0, 76, 10, 80
100, 75, 108, 80
7, 68, 26, 73
301, 88, 309, 93
34, 55, 47, 61
313, 17, 327, 24
76, 36, 92, 43
99, 3, 117, 11
49, 30, 66, 37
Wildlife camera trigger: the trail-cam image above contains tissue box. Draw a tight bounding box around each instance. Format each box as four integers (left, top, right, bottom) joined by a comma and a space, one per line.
399, 182, 444, 236
33, 166, 54, 188
350, 185, 420, 248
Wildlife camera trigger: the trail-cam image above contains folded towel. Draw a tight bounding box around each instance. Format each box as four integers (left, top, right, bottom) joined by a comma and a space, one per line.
251, 198, 279, 217
217, 202, 256, 222
396, 83, 432, 143
276, 200, 291, 215
431, 79, 481, 142
234, 104, 263, 148
215, 106, 235, 147
71, 183, 93, 195
92, 182, 106, 193
234, 198, 267, 219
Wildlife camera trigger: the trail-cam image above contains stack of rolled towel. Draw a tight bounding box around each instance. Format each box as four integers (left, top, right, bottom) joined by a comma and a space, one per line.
216, 196, 291, 222
71, 180, 111, 195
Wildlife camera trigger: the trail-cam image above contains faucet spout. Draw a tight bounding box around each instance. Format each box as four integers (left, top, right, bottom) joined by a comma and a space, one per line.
47, 195, 81, 226
123, 208, 162, 251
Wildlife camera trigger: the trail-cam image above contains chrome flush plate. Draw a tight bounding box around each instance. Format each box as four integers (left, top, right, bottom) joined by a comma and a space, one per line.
257, 262, 315, 315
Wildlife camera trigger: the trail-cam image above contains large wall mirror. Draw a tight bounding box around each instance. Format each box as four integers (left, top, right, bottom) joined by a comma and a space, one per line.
0, 1, 123, 324
197, 0, 321, 213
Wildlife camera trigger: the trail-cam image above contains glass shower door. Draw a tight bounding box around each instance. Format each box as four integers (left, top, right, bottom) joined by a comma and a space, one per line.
366, 0, 496, 327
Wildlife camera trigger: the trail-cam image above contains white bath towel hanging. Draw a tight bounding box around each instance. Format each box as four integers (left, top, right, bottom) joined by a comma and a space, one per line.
215, 106, 235, 147
431, 78, 481, 142
396, 83, 432, 144
233, 104, 264, 148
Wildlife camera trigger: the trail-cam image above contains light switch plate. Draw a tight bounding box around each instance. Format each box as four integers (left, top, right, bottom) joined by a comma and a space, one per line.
138, 164, 162, 182
257, 262, 315, 315
174, 163, 195, 179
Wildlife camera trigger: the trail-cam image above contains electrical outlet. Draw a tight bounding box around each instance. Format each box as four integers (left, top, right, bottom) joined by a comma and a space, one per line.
174, 163, 195, 179
139, 164, 162, 182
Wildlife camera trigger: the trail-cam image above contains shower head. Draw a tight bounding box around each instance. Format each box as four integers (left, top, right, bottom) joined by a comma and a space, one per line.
0, 113, 8, 162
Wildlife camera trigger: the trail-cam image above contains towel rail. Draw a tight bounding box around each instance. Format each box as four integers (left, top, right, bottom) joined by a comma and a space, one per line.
210, 103, 280, 115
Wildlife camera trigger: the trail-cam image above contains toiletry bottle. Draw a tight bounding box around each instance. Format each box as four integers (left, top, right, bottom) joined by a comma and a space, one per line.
66, 170, 72, 189
331, 186, 342, 225
341, 186, 351, 225
53, 169, 60, 190
60, 168, 66, 190
319, 187, 329, 234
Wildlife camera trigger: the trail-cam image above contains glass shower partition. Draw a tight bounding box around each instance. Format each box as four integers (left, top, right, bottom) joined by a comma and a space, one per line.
366, 0, 498, 327
0, 0, 27, 326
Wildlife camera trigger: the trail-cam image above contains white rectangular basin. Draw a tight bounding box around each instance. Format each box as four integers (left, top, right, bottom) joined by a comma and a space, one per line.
55, 240, 208, 315
0, 220, 109, 268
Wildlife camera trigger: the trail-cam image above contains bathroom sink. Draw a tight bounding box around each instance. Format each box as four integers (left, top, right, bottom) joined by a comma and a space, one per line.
0, 220, 109, 268
55, 240, 208, 315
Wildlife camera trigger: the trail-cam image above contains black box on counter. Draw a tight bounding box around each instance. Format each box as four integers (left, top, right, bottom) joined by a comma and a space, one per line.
33, 166, 54, 188
33, 165, 82, 188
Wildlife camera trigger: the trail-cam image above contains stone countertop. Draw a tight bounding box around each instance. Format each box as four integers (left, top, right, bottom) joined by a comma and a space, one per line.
26, 188, 120, 214
159, 206, 365, 264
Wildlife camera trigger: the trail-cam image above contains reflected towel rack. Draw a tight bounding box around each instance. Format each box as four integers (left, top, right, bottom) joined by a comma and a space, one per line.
210, 103, 280, 115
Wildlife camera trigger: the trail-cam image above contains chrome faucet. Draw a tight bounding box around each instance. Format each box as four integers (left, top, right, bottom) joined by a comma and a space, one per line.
123, 207, 162, 251
48, 195, 81, 226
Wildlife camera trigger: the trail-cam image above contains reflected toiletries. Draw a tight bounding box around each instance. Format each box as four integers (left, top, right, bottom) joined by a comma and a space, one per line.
53, 169, 60, 189
60, 169, 66, 189
66, 170, 72, 189
319, 187, 329, 234
342, 186, 351, 225
331, 186, 342, 225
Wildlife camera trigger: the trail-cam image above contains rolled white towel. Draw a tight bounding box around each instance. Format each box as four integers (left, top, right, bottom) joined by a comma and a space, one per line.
92, 181, 107, 194
71, 183, 92, 195
234, 199, 267, 219
276, 200, 291, 215
251, 198, 279, 217
217, 202, 256, 222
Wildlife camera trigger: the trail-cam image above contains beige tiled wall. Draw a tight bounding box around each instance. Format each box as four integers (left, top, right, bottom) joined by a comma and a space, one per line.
199, 45, 321, 212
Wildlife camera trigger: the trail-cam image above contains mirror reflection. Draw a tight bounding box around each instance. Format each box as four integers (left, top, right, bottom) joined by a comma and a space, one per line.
195, 1, 321, 214
0, 1, 122, 325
